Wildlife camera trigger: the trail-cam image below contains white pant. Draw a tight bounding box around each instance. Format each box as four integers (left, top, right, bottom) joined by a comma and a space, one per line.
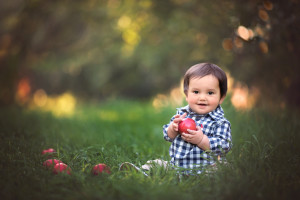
141, 159, 169, 171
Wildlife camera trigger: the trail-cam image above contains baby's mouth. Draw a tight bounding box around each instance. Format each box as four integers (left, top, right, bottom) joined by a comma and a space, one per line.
197, 103, 207, 106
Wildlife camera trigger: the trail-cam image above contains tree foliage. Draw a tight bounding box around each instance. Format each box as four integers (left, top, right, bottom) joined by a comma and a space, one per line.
0, 0, 299, 107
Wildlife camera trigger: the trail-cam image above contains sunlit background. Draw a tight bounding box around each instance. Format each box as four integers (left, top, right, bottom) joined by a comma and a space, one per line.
16, 73, 261, 117
1, 0, 299, 116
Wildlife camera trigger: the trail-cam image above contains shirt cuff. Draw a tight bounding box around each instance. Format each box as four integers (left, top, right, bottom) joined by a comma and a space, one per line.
163, 127, 174, 142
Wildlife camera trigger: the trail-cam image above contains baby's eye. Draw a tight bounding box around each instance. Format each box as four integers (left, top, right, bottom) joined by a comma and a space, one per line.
208, 91, 214, 95
193, 91, 199, 94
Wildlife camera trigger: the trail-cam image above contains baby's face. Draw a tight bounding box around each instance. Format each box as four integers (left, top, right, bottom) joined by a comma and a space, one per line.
185, 75, 224, 115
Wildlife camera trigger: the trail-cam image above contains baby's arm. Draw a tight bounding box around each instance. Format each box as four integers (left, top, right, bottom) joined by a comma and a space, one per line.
181, 121, 231, 153
197, 134, 210, 150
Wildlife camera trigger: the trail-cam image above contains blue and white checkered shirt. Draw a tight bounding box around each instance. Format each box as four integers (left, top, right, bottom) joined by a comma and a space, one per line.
163, 105, 232, 174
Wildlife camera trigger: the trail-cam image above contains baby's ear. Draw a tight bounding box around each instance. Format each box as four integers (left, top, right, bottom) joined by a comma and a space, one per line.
219, 95, 226, 104
184, 91, 188, 100
184, 89, 188, 96
185, 93, 190, 101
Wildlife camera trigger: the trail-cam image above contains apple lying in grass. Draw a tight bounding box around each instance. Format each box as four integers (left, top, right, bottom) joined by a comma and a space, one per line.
92, 163, 111, 175
43, 159, 62, 169
53, 163, 72, 175
178, 118, 197, 134
42, 148, 56, 155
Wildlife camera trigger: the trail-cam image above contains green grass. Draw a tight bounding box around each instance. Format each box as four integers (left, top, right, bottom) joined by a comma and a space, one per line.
0, 99, 299, 200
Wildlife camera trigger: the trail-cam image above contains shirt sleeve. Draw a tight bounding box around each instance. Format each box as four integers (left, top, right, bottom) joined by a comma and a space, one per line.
163, 124, 173, 142
208, 121, 232, 155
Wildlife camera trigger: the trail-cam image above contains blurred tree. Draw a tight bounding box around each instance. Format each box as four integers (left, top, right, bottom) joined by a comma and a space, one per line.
0, 0, 299, 107
228, 0, 300, 107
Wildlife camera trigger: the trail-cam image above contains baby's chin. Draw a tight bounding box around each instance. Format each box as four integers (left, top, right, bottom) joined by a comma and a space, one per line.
191, 105, 216, 115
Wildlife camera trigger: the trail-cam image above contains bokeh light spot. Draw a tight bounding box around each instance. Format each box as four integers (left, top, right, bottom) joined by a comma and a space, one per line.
237, 26, 250, 41
234, 37, 243, 48
118, 16, 132, 29
231, 84, 260, 110
263, 0, 273, 10
259, 9, 269, 21
222, 38, 233, 51
33, 89, 48, 107
16, 78, 31, 104
259, 41, 269, 53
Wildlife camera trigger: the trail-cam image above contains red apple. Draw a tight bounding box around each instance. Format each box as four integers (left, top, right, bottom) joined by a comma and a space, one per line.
92, 163, 111, 175
53, 163, 72, 175
42, 148, 56, 155
178, 118, 197, 134
43, 159, 62, 169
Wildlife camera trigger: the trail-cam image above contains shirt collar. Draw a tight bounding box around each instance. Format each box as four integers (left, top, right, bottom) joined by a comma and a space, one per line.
177, 105, 224, 121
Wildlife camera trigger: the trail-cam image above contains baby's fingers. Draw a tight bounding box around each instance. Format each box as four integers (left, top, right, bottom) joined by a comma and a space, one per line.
180, 112, 187, 119
187, 126, 202, 135
173, 115, 185, 123
181, 133, 193, 143
187, 129, 197, 135
174, 114, 180, 118
197, 126, 203, 131
181, 133, 188, 140
172, 115, 181, 122
173, 123, 179, 131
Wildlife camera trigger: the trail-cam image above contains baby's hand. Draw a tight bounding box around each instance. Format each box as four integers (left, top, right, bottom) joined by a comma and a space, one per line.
181, 126, 204, 145
171, 113, 187, 132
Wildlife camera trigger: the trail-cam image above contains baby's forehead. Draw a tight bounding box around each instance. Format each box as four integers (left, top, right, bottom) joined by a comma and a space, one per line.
188, 75, 220, 89
190, 74, 218, 80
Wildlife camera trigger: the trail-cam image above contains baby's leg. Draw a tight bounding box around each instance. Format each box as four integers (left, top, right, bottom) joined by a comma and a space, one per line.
141, 159, 169, 171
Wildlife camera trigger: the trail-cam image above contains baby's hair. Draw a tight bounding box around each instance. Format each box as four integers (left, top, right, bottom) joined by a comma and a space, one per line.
183, 63, 228, 98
